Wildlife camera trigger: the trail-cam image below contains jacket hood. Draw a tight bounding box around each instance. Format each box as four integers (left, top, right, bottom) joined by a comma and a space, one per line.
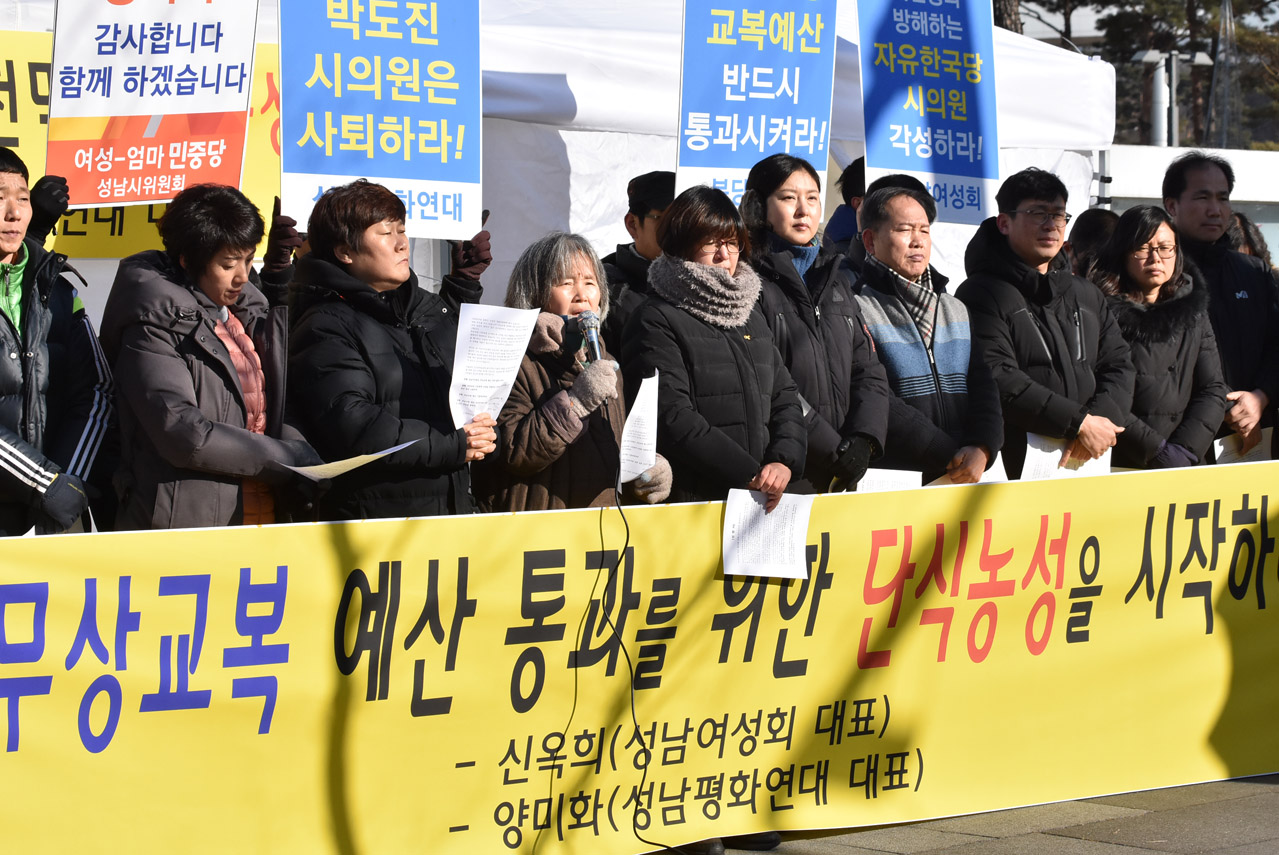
291, 254, 426, 325
964, 216, 1071, 302
101, 249, 267, 362
1108, 273, 1208, 346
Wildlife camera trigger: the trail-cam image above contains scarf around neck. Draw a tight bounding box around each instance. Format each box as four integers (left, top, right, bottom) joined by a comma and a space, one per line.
647, 253, 762, 329
868, 252, 938, 347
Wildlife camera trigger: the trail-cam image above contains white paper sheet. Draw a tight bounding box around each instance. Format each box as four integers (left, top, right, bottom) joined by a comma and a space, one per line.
1213, 427, 1273, 466
722, 490, 815, 580
448, 304, 540, 428
618, 371, 658, 484
1020, 433, 1111, 480
857, 468, 923, 493
927, 452, 1009, 486
284, 440, 419, 481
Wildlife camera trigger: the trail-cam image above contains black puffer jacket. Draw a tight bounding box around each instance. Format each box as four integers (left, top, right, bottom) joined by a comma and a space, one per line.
601, 243, 652, 356
621, 293, 805, 504
1182, 236, 1279, 410
955, 218, 1134, 477
755, 248, 889, 492
100, 251, 309, 530
288, 256, 481, 520
1109, 277, 1228, 467
0, 239, 112, 534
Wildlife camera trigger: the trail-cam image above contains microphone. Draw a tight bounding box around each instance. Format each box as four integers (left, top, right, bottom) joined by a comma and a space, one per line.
578, 310, 603, 362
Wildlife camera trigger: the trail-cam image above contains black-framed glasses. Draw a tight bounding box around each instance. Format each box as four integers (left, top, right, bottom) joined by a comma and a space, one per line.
1133, 244, 1177, 259
698, 238, 741, 255
1009, 209, 1072, 227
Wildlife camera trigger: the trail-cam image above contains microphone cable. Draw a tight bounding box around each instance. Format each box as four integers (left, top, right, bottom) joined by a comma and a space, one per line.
533, 379, 695, 854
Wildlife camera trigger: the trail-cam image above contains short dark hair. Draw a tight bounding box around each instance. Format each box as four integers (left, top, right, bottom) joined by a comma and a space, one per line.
1067, 207, 1119, 278
158, 184, 264, 277
996, 168, 1068, 213
1092, 205, 1185, 303
307, 179, 407, 266
835, 157, 865, 206
0, 147, 29, 183
860, 187, 937, 232
865, 172, 930, 199
626, 171, 676, 217
657, 185, 751, 262
1162, 150, 1235, 202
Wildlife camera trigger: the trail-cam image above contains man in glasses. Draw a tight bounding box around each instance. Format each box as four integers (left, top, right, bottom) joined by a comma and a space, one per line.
601, 170, 675, 354
955, 168, 1134, 479
855, 185, 1003, 484
1163, 151, 1279, 454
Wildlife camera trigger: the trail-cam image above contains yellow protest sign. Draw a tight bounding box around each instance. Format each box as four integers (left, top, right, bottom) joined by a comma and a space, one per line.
0, 464, 1276, 853
0, 30, 282, 259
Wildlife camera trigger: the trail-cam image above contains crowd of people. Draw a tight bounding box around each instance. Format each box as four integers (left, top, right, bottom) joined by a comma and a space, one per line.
0, 146, 1274, 556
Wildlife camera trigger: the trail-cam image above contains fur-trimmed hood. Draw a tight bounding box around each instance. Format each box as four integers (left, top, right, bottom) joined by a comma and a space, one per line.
1108, 273, 1208, 347
647, 253, 762, 329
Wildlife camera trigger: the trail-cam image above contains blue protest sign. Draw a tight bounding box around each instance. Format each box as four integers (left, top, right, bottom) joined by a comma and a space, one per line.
279, 0, 482, 239
858, 0, 1000, 224
675, 0, 839, 204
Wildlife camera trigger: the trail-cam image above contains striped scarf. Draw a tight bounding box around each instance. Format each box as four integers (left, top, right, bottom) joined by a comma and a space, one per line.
867, 252, 938, 348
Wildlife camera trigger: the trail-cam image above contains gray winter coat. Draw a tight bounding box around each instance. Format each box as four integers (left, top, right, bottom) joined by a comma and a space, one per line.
100, 251, 310, 529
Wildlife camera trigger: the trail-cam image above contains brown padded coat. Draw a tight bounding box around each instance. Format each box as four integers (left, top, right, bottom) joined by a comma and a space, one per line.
473, 344, 624, 512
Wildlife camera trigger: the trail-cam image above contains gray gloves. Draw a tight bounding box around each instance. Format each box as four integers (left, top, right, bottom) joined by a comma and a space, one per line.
568, 359, 619, 417
529, 312, 565, 354
628, 454, 672, 504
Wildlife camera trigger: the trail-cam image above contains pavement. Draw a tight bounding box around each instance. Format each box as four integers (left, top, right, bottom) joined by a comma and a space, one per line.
744, 776, 1279, 855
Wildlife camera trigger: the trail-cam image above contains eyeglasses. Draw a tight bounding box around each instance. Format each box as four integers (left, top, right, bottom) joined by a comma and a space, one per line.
1132, 244, 1177, 259
698, 238, 741, 256
1009, 209, 1072, 227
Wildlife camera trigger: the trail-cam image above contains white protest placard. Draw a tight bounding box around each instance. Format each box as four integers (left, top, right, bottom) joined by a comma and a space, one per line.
1020, 433, 1111, 481
48, 0, 259, 206
284, 440, 419, 482
722, 490, 815, 580
857, 469, 923, 493
449, 304, 539, 429
618, 372, 659, 484
1213, 427, 1273, 466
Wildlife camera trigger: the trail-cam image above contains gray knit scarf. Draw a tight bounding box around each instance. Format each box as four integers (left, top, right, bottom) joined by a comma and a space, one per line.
647, 253, 762, 330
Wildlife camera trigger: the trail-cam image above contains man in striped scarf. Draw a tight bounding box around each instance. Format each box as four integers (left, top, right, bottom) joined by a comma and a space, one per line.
853, 184, 1003, 483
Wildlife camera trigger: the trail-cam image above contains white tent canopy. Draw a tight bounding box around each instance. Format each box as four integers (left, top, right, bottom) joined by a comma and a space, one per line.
9, 0, 1115, 301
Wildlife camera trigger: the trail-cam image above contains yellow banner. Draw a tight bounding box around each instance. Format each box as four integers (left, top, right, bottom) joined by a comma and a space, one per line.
1, 464, 1277, 854
0, 30, 281, 259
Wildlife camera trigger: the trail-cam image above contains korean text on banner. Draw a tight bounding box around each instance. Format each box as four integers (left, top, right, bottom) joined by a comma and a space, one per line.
0, 31, 282, 260
857, 0, 1000, 224
46, 1, 260, 207
279, 0, 483, 240
4, 464, 1279, 853
675, 0, 838, 203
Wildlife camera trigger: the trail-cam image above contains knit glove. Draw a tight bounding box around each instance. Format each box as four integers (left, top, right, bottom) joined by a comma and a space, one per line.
829, 434, 874, 492
263, 196, 304, 274
567, 359, 619, 417
1152, 440, 1197, 469
529, 312, 565, 354
28, 175, 70, 242
450, 230, 492, 280
41, 472, 88, 531
629, 454, 672, 504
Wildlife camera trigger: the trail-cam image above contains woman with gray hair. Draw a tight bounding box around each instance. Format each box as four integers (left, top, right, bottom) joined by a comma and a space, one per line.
472, 232, 671, 511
